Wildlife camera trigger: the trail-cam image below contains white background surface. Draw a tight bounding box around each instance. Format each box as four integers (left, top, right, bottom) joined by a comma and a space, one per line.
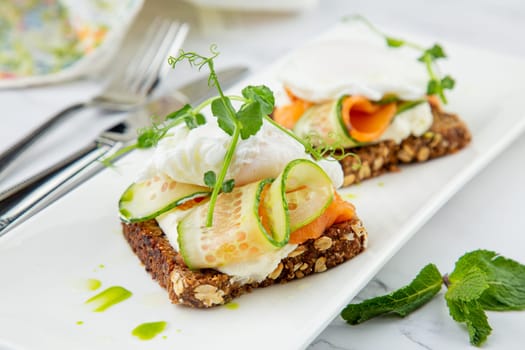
1, 1, 524, 349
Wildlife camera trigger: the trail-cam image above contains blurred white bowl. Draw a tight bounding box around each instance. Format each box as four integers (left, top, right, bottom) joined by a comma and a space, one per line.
0, 0, 144, 89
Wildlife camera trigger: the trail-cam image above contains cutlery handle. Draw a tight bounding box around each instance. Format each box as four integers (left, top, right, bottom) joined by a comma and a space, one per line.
0, 140, 119, 237
0, 102, 86, 178
0, 141, 102, 203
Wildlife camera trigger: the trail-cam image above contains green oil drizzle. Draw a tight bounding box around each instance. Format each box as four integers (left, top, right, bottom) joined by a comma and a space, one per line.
225, 302, 239, 310
377, 182, 385, 187
86, 279, 101, 291
93, 264, 106, 272
162, 335, 168, 340
76, 321, 84, 325
85, 286, 132, 312
131, 321, 167, 340
344, 193, 358, 200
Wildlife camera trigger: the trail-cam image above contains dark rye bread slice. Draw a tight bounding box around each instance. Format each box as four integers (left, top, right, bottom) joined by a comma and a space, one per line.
122, 217, 368, 308
339, 103, 471, 186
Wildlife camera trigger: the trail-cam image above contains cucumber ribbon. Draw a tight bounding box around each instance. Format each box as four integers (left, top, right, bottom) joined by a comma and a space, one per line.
119, 174, 210, 223
292, 95, 426, 148
178, 159, 334, 270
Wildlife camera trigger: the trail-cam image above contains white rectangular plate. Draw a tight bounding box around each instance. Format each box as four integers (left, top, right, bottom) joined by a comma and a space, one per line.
1, 31, 525, 350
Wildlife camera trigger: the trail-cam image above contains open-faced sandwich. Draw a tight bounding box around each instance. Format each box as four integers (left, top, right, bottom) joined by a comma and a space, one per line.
273, 18, 471, 186
116, 50, 367, 308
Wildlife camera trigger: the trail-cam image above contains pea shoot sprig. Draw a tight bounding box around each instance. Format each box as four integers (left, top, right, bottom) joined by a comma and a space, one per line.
169, 47, 355, 226
344, 15, 456, 104
107, 46, 346, 227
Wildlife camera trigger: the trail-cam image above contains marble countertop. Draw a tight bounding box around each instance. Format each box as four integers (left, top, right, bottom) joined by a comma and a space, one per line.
1, 0, 524, 349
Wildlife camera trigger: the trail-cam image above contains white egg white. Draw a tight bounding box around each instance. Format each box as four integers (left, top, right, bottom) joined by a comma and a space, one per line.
278, 22, 429, 103
140, 119, 344, 188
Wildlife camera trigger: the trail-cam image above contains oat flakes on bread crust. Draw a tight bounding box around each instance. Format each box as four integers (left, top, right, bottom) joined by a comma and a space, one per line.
122, 217, 367, 308
339, 103, 471, 186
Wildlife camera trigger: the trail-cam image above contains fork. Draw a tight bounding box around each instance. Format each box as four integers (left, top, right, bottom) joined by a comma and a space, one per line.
0, 18, 189, 178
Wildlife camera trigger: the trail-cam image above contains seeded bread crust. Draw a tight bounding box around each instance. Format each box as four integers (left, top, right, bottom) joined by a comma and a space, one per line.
339, 104, 471, 186
122, 217, 367, 308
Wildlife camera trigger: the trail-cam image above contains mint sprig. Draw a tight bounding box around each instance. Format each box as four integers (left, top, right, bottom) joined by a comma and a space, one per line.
168, 47, 269, 226
341, 264, 442, 324
341, 250, 525, 346
451, 250, 525, 311
344, 15, 455, 104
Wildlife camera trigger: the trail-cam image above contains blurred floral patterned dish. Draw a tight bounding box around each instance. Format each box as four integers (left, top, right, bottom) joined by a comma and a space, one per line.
0, 0, 143, 88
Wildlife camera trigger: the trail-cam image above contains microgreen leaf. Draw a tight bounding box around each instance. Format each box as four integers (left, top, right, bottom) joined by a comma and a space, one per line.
385, 37, 405, 48
136, 128, 162, 149
165, 104, 207, 130
426, 79, 440, 95
441, 75, 456, 90
182, 117, 197, 129
166, 104, 192, 120
341, 264, 443, 325
203, 171, 216, 188
426, 44, 447, 60
236, 100, 264, 140
195, 113, 206, 125
418, 45, 446, 62
211, 97, 236, 136
221, 179, 235, 193
241, 85, 275, 115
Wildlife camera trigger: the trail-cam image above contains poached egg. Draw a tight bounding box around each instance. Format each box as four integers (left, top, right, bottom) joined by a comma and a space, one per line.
147, 119, 345, 283
277, 22, 429, 103
140, 119, 344, 188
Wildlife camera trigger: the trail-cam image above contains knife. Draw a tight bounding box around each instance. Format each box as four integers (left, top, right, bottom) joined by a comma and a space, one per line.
0, 65, 249, 236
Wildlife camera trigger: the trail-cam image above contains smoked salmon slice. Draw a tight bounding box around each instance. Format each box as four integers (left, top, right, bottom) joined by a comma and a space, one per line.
288, 192, 355, 244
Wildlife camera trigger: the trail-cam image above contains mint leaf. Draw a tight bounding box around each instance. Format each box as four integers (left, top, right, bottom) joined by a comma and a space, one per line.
452, 250, 525, 311
203, 171, 216, 188
340, 248, 525, 347
446, 263, 492, 346
236, 101, 264, 140
385, 37, 404, 48
211, 97, 236, 136
447, 299, 492, 346
241, 85, 275, 115
447, 266, 490, 301
341, 264, 442, 325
